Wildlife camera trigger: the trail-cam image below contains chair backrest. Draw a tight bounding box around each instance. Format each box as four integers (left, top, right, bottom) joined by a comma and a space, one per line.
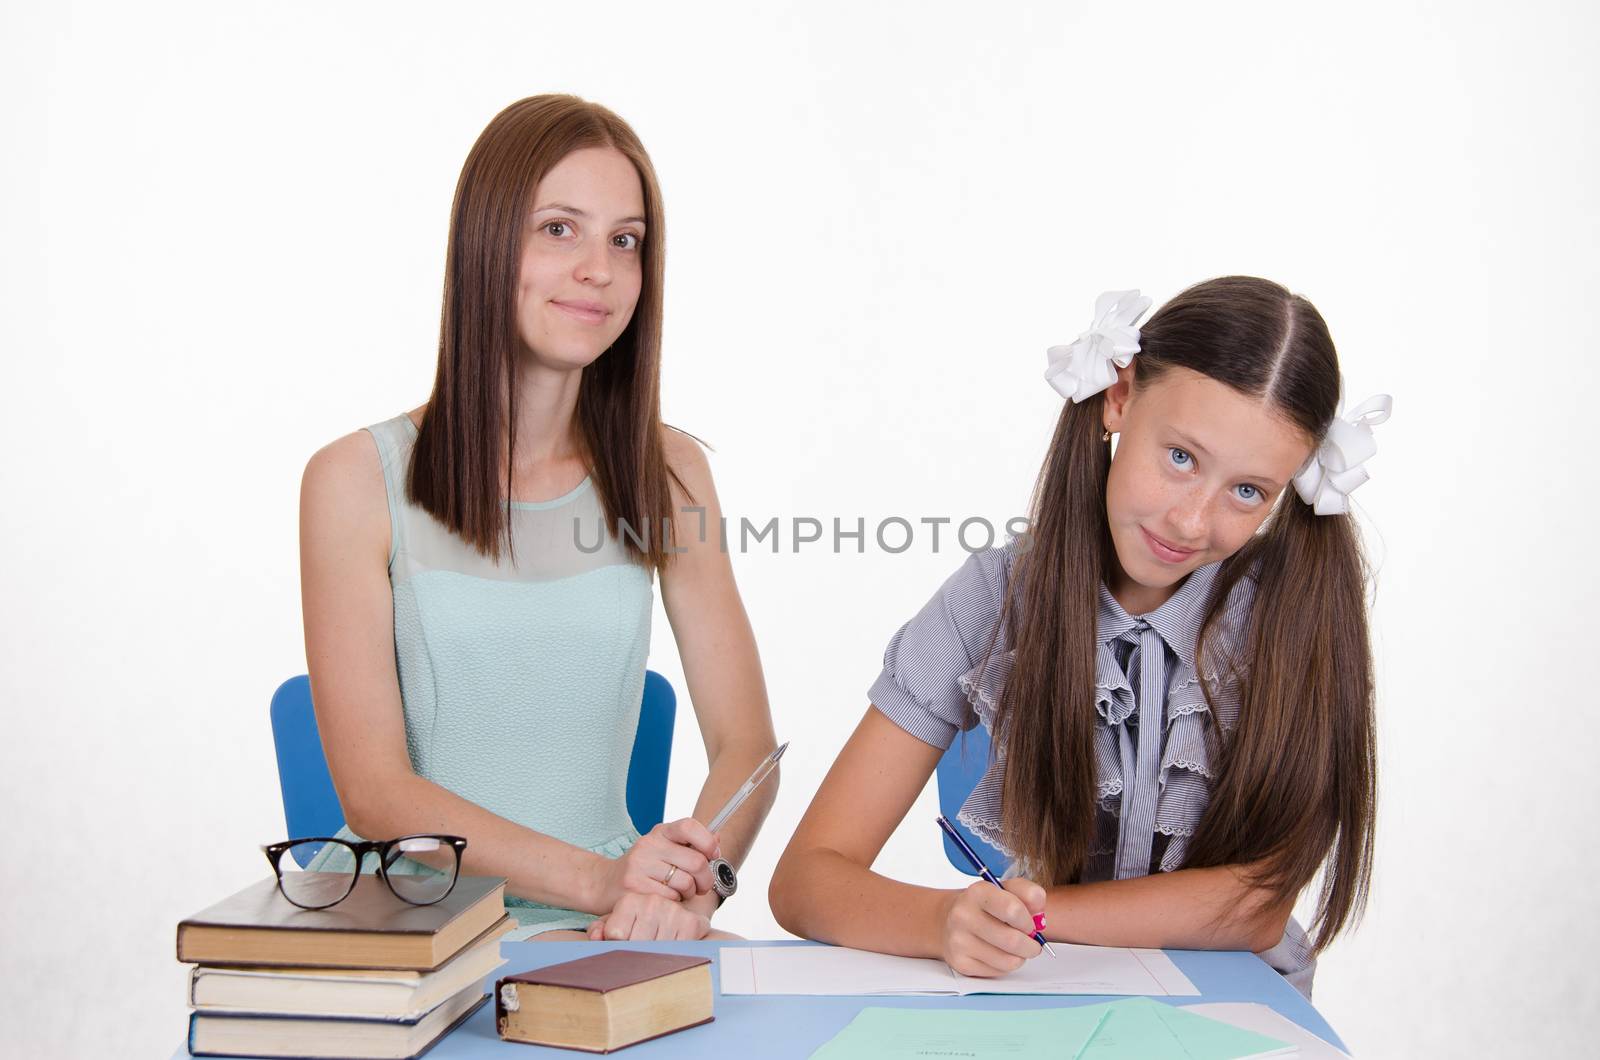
625, 670, 677, 836
268, 671, 678, 868
934, 723, 1014, 876
268, 676, 346, 858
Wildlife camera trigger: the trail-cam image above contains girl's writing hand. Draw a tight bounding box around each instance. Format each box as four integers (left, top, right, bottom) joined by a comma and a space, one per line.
598, 818, 720, 907
938, 878, 1046, 977
586, 893, 711, 941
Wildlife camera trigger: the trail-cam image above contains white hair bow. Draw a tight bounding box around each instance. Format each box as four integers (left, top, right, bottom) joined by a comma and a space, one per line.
1044, 289, 1153, 402
1292, 394, 1393, 515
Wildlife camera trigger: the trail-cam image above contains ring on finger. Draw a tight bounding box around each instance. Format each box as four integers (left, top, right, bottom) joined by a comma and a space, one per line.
662, 864, 678, 887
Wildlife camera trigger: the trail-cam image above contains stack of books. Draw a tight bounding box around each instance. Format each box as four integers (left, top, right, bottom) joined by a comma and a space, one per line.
176, 874, 511, 1059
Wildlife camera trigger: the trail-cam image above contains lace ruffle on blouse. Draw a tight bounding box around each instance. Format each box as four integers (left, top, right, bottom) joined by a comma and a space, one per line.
952, 563, 1253, 879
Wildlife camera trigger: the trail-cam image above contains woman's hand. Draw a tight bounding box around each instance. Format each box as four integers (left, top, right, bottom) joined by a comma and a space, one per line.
937, 878, 1046, 977
595, 819, 720, 908
586, 893, 712, 941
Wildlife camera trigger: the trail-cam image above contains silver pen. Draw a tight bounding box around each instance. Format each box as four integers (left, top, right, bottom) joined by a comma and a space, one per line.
707, 741, 788, 833
703, 741, 788, 899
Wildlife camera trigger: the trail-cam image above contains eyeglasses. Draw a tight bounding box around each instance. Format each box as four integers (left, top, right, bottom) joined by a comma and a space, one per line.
262, 834, 468, 910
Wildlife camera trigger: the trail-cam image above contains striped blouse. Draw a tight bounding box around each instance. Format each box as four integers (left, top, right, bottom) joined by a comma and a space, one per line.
868, 542, 1318, 997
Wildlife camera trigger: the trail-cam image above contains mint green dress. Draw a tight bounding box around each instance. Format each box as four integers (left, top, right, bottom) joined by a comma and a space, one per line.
305, 414, 652, 938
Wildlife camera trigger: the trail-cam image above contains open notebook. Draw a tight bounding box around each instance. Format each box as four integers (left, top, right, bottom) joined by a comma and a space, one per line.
719, 943, 1199, 997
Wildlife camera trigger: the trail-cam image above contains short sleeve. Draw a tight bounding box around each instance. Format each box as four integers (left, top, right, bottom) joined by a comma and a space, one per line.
868, 546, 1013, 749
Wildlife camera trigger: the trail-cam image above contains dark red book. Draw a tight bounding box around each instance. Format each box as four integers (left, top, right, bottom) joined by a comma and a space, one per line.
495, 951, 713, 1052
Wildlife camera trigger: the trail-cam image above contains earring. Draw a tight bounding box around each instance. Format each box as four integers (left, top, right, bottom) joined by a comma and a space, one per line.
1102, 428, 1111, 442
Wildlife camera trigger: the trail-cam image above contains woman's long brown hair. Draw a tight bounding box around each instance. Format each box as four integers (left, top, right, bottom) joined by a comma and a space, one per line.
993, 276, 1375, 952
409, 94, 684, 569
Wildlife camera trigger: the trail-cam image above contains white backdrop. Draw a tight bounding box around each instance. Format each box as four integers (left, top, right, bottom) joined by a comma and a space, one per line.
3, 2, 1596, 1055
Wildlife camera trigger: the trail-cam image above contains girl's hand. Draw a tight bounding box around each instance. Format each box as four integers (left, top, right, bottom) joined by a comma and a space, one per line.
597, 818, 720, 907
938, 878, 1046, 977
586, 893, 712, 941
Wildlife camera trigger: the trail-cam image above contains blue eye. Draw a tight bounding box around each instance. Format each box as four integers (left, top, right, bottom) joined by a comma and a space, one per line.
1234, 484, 1264, 505
1168, 447, 1193, 470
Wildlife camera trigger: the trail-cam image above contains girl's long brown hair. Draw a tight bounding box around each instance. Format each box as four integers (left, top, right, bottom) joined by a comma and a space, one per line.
994, 276, 1375, 952
409, 94, 684, 568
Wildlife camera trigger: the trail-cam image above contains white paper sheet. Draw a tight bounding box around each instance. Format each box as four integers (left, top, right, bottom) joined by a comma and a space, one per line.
1181, 1002, 1350, 1058
718, 944, 1199, 997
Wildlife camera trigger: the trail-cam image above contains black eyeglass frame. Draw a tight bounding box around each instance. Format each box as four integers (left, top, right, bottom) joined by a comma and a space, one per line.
262, 834, 469, 910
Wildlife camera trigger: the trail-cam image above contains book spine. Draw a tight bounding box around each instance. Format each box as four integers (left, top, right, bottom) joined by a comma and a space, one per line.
493, 977, 511, 1032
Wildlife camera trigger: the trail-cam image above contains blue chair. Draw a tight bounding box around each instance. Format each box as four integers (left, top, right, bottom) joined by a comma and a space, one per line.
268, 676, 345, 855
624, 670, 677, 836
935, 723, 1013, 876
269, 671, 678, 867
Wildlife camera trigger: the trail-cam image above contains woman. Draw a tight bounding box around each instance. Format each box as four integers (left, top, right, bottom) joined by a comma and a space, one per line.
299, 95, 777, 941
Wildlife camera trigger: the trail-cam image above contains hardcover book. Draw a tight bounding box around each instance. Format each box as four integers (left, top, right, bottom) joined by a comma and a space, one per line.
187, 981, 488, 1059
188, 920, 509, 1020
495, 950, 713, 1053
176, 874, 507, 971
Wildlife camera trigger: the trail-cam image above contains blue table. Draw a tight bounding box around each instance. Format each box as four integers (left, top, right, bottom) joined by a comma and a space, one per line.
176, 939, 1347, 1058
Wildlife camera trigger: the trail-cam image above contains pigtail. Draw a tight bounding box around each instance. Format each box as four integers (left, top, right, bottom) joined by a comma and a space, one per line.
1189, 493, 1376, 951
989, 395, 1110, 885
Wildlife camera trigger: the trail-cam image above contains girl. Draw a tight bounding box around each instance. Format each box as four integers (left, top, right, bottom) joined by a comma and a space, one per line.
299, 95, 778, 942
770, 277, 1385, 996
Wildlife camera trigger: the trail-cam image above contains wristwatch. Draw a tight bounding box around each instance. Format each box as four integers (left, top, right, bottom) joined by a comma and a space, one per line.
709, 857, 737, 903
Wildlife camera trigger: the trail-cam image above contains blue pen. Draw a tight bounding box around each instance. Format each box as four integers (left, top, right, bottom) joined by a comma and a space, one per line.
936, 814, 1056, 957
